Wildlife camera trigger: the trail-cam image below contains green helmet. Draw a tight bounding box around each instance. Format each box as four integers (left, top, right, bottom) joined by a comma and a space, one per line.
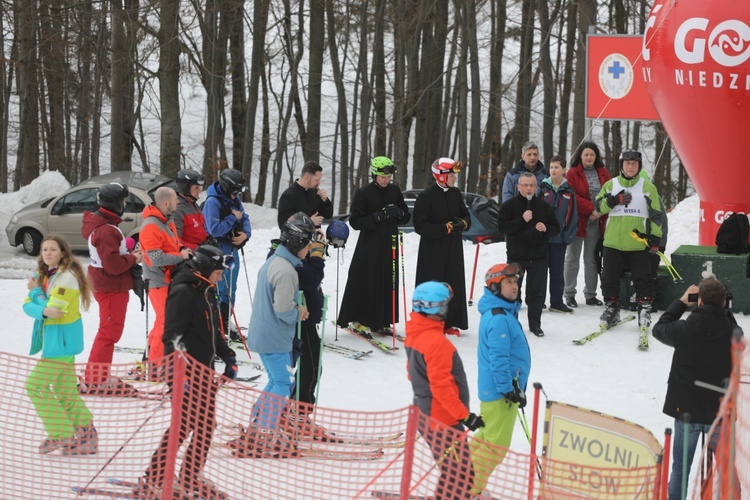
370, 156, 396, 177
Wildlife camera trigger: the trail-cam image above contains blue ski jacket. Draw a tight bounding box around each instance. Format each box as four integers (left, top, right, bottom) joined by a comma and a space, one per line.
202, 182, 252, 254
476, 288, 531, 402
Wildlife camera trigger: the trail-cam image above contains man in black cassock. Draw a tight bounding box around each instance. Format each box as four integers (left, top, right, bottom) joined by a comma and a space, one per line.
336, 156, 410, 335
277, 160, 333, 229
413, 157, 471, 335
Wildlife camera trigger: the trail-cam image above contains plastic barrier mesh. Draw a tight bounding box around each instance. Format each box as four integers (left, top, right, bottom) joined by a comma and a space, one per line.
0, 350, 700, 499
696, 337, 749, 500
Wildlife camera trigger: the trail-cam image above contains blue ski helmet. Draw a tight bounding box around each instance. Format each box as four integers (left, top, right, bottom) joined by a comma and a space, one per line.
412, 281, 453, 320
326, 220, 350, 248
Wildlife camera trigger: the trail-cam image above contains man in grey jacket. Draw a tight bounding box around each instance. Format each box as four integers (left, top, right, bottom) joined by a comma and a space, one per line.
501, 141, 549, 204
242, 212, 315, 458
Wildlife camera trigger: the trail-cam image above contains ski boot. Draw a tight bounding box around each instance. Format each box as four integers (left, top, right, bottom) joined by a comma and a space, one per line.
180, 474, 230, 500
349, 321, 373, 340
637, 297, 652, 350
63, 423, 98, 455
599, 298, 620, 329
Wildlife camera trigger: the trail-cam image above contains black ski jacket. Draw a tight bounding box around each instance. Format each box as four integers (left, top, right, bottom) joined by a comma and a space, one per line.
652, 300, 736, 424
277, 181, 334, 229
497, 193, 560, 261
163, 263, 235, 368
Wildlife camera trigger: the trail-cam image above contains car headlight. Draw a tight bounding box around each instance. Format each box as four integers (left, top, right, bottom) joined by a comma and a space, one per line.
9, 215, 17, 225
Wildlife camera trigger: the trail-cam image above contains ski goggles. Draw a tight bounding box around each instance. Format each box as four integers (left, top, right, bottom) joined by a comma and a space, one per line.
412, 282, 454, 315
230, 185, 249, 196
433, 161, 462, 175
376, 164, 397, 176
487, 263, 524, 282
213, 254, 236, 271
620, 150, 642, 162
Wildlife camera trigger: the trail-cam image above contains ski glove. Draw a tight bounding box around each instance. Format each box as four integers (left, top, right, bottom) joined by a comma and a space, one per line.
451, 218, 469, 232
384, 204, 404, 220
633, 229, 661, 254
462, 412, 485, 431
606, 191, 632, 208
504, 379, 527, 408
222, 356, 238, 380
310, 241, 326, 259
373, 210, 386, 223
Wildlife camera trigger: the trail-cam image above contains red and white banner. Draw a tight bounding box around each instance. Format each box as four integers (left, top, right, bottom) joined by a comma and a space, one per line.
586, 35, 660, 121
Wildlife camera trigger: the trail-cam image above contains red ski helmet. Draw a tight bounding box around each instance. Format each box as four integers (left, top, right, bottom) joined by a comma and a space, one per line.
431, 157, 462, 185
485, 262, 524, 296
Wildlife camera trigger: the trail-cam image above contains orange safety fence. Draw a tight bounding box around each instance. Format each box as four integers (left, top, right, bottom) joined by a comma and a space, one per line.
0, 350, 691, 499
696, 335, 749, 500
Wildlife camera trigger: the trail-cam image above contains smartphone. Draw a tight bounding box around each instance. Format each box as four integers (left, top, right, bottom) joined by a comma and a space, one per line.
688, 293, 699, 302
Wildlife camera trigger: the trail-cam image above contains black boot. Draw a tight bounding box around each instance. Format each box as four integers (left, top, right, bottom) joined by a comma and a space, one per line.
599, 298, 620, 328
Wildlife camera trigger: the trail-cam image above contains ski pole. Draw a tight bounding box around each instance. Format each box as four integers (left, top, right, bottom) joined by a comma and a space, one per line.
230, 304, 253, 361
391, 233, 397, 350
517, 406, 543, 480
399, 231, 407, 320
335, 248, 341, 342
143, 279, 150, 370
468, 241, 481, 306
295, 291, 305, 402
240, 247, 254, 308
315, 295, 329, 405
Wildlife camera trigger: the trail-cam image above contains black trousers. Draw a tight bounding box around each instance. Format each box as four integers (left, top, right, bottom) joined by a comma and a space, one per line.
145, 380, 219, 487
601, 247, 655, 301
419, 421, 475, 500
515, 258, 548, 330
292, 322, 322, 407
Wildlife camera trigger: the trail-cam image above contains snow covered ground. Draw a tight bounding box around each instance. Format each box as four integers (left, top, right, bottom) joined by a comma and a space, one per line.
0, 173, 739, 496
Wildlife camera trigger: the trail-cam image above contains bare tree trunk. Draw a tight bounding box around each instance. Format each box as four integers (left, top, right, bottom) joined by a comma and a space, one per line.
90, 4, 108, 177
371, 0, 387, 156
479, 0, 506, 198
392, 0, 420, 191
76, 0, 93, 182
254, 63, 270, 206
201, 0, 229, 175
355, 0, 371, 188
326, 0, 350, 213
537, 0, 556, 164
0, 4, 10, 191
15, 0, 40, 187
571, 0, 595, 147
511, 0, 535, 160
242, 0, 269, 199
159, 0, 181, 177
227, 0, 245, 173
39, 0, 66, 178
305, 0, 324, 163
557, 0, 576, 159
464, 0, 482, 194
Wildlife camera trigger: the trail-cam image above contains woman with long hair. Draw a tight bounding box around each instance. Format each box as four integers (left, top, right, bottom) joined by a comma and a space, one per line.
563, 141, 611, 307
23, 234, 97, 455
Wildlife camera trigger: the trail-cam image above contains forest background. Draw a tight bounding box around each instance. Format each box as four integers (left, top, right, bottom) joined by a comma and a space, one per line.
0, 0, 692, 212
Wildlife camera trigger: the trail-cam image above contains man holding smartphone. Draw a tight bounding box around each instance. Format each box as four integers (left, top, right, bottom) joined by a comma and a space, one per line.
652, 278, 739, 500
277, 161, 333, 229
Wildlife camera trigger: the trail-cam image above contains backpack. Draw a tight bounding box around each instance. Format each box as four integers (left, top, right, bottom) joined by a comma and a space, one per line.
715, 212, 750, 254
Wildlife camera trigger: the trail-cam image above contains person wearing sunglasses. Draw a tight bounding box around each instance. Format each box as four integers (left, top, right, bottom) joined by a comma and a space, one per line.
413, 157, 471, 336
136, 244, 236, 500
337, 156, 410, 337
469, 263, 531, 497
497, 172, 560, 336
172, 169, 208, 251
203, 168, 253, 342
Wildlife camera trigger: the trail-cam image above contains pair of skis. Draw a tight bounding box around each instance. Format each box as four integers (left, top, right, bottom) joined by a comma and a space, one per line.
72, 478, 224, 499
334, 322, 402, 353
572, 315, 649, 349
114, 345, 265, 372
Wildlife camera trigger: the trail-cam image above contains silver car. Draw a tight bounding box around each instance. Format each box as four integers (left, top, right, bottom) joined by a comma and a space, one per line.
6, 171, 176, 255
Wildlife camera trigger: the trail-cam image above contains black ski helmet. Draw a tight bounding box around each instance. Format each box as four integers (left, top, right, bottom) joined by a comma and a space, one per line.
619, 150, 643, 178
176, 169, 205, 198
218, 169, 247, 196
97, 182, 129, 216
280, 212, 317, 255
192, 244, 233, 277
326, 220, 350, 249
